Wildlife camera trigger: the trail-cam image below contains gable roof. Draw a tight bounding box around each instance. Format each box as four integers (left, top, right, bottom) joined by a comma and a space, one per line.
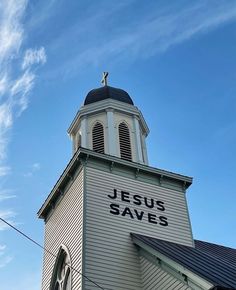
131, 233, 236, 289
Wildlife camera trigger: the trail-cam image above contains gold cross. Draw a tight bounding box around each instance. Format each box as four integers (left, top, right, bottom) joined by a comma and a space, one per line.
101, 72, 109, 86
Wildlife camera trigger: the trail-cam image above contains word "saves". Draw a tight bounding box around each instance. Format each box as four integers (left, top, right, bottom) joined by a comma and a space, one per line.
108, 189, 168, 226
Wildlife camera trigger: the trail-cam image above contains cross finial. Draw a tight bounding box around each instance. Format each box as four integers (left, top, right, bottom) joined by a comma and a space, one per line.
101, 72, 109, 86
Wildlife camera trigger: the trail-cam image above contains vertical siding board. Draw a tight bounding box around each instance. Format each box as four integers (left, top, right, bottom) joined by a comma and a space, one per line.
84, 167, 193, 290
41, 169, 84, 290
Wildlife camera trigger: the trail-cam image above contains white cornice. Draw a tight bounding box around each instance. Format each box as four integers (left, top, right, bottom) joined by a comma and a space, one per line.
67, 99, 149, 136
38, 148, 192, 220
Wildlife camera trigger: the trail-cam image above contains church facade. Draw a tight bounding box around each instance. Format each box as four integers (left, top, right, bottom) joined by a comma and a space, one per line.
38, 74, 236, 290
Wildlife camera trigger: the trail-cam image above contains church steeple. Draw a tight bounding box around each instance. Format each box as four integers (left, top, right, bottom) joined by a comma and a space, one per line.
39, 75, 194, 290
67, 73, 149, 164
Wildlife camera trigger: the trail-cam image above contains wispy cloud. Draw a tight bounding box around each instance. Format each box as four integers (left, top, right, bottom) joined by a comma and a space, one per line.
0, 0, 26, 63
0, 0, 47, 163
0, 189, 17, 254
23, 162, 41, 177
0, 103, 12, 160
46, 1, 236, 77
0, 244, 13, 268
0, 189, 16, 201
0, 0, 46, 237
0, 75, 8, 96
26, 0, 58, 33
0, 209, 16, 231
22, 47, 46, 70
32, 162, 40, 170
0, 255, 13, 268
0, 166, 11, 177
0, 244, 6, 251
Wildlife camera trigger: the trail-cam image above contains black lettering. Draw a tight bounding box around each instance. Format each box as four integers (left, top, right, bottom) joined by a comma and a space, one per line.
133, 195, 142, 206
109, 203, 120, 215
121, 191, 130, 203
134, 209, 144, 221
108, 189, 118, 199
144, 197, 154, 209
156, 201, 165, 211
121, 207, 134, 219
159, 216, 168, 226
148, 213, 157, 224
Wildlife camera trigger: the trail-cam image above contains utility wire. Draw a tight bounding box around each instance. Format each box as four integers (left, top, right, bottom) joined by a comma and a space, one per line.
0, 217, 106, 290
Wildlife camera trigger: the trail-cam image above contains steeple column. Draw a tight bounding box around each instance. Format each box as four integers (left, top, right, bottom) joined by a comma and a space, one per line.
106, 109, 117, 156
133, 116, 143, 164
141, 134, 148, 164
80, 117, 87, 148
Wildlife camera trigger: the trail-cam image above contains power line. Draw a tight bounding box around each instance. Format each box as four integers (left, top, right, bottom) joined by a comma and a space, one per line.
0, 217, 106, 290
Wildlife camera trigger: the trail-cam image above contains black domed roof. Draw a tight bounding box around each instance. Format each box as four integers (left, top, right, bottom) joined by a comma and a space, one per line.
84, 86, 134, 106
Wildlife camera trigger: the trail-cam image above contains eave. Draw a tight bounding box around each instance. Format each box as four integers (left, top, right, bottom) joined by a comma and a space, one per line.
67, 98, 150, 136
38, 148, 192, 220
131, 233, 214, 290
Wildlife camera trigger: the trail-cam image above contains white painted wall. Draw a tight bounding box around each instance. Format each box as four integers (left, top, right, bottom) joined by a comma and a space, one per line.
41, 169, 84, 290
83, 167, 194, 290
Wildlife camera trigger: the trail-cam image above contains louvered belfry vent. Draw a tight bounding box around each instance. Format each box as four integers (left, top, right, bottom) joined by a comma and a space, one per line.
119, 122, 132, 161
92, 122, 105, 154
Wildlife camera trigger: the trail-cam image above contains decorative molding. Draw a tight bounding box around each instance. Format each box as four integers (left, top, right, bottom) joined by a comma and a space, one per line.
160, 174, 164, 186
135, 168, 140, 179
38, 148, 192, 220
68, 98, 149, 137
110, 161, 115, 172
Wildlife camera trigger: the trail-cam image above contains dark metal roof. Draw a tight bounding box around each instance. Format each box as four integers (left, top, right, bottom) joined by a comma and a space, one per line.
84, 85, 134, 105
131, 233, 236, 289
195, 240, 236, 269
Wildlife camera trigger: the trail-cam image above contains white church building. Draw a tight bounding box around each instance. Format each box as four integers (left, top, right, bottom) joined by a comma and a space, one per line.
38, 74, 236, 290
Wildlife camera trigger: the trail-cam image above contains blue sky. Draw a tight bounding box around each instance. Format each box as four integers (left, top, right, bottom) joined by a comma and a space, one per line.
0, 0, 235, 289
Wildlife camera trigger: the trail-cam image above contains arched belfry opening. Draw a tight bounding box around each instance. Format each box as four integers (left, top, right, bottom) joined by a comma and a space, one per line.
118, 122, 132, 161
92, 122, 105, 154
50, 246, 71, 290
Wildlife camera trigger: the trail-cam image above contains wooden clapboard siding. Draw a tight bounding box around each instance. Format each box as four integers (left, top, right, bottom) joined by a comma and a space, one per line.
41, 169, 84, 290
84, 167, 193, 290
140, 256, 191, 290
